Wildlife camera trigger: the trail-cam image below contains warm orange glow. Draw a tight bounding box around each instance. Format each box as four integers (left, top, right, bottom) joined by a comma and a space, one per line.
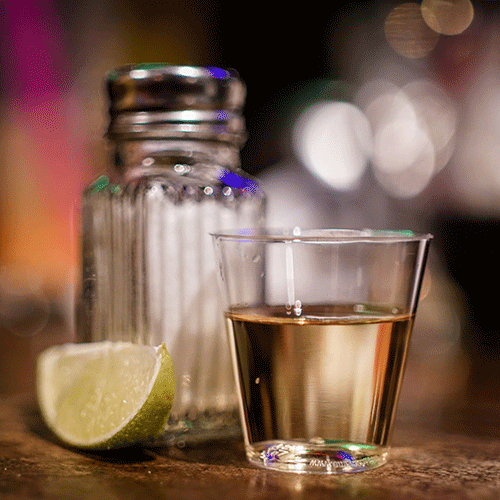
384, 2, 440, 59
421, 0, 474, 36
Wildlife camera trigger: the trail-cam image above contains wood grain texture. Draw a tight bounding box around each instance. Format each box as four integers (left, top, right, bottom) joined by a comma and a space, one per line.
1, 395, 500, 500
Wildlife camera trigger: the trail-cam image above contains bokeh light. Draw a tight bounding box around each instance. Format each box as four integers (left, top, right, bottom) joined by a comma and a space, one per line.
367, 88, 429, 175
289, 75, 459, 199
452, 69, 500, 211
421, 0, 474, 36
403, 79, 457, 173
373, 139, 436, 198
354, 78, 457, 198
384, 2, 440, 59
369, 90, 436, 198
292, 101, 372, 191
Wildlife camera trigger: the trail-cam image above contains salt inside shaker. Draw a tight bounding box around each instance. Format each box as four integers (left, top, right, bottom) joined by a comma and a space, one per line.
79, 64, 266, 444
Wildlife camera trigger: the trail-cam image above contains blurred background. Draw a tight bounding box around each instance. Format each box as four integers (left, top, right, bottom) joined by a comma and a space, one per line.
1, 0, 499, 433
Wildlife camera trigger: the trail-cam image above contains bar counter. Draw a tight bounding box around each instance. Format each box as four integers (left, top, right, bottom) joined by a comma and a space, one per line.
1, 392, 500, 500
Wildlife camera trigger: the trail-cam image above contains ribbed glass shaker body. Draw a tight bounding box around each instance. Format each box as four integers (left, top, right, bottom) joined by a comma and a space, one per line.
78, 65, 266, 444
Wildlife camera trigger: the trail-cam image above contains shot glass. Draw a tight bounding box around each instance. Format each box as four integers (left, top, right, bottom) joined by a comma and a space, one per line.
212, 228, 432, 473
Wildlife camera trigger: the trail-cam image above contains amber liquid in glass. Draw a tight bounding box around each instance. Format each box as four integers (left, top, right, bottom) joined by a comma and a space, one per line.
226, 304, 413, 473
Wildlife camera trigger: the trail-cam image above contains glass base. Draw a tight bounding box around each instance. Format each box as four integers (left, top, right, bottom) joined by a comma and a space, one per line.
246, 440, 389, 474
149, 409, 242, 447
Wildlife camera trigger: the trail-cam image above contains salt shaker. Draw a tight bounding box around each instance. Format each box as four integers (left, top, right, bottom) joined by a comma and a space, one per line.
78, 64, 266, 444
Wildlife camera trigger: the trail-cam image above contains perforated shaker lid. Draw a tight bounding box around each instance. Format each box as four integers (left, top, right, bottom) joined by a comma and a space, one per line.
105, 64, 247, 144
107, 64, 246, 113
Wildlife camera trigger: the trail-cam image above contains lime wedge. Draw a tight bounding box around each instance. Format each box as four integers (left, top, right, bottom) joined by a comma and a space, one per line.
36, 341, 175, 450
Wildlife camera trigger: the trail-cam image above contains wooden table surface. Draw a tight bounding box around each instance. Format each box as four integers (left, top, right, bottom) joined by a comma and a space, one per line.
1, 392, 500, 500
1, 309, 500, 500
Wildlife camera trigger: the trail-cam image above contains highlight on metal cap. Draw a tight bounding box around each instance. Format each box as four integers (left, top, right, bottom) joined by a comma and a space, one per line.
105, 64, 247, 144
106, 63, 246, 114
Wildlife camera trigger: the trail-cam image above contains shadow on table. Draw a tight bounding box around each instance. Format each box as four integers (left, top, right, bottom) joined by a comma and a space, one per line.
21, 400, 157, 464
147, 438, 248, 468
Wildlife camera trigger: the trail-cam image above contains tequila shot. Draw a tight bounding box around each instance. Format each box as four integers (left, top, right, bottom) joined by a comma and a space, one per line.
212, 228, 431, 473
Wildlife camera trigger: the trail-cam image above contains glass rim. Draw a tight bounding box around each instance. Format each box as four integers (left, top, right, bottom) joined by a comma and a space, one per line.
211, 228, 434, 243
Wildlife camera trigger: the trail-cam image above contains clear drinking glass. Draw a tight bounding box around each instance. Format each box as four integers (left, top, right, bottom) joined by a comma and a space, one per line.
212, 228, 432, 473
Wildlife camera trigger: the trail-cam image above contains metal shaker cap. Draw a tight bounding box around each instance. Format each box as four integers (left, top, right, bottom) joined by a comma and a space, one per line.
106, 64, 247, 145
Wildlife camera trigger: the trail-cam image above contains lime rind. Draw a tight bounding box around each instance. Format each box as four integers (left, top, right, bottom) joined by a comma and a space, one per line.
97, 343, 175, 450
36, 342, 175, 450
